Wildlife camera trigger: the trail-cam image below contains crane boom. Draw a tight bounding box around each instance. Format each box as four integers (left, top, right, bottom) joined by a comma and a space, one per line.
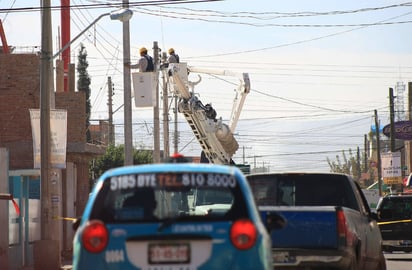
187, 67, 250, 132
168, 63, 250, 164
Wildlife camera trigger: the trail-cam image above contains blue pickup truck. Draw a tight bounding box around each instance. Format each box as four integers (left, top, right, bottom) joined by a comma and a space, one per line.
246, 172, 386, 270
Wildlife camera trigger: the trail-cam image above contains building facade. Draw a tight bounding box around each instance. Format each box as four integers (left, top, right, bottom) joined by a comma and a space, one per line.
0, 53, 105, 269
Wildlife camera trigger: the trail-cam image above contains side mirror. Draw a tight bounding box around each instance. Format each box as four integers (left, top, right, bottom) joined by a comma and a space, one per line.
265, 211, 287, 231
378, 209, 393, 220
369, 211, 378, 221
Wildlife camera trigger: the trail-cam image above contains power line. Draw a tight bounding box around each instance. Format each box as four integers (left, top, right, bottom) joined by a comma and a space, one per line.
0, 0, 222, 13
136, 7, 412, 27
149, 2, 412, 19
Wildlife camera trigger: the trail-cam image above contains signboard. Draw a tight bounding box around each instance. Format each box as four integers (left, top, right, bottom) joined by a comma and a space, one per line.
381, 152, 402, 185
30, 109, 67, 169
382, 120, 412, 140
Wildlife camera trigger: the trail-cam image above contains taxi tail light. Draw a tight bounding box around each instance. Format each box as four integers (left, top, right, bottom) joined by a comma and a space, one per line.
81, 220, 109, 253
230, 219, 257, 250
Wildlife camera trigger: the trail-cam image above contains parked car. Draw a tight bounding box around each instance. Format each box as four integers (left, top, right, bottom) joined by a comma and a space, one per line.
246, 172, 386, 270
72, 163, 283, 270
376, 193, 412, 252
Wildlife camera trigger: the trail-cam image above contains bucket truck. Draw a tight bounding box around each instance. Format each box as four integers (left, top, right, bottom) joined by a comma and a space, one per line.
167, 63, 250, 164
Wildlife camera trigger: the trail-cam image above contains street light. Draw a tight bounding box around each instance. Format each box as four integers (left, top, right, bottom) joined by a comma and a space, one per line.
52, 8, 133, 60
37, 5, 133, 269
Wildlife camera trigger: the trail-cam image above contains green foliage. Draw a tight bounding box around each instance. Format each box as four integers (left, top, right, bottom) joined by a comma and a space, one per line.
76, 43, 92, 142
327, 147, 374, 186
134, 149, 153, 165
90, 144, 153, 181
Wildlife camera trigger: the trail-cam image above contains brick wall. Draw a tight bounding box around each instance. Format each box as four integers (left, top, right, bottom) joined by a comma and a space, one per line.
0, 54, 87, 169
56, 91, 87, 143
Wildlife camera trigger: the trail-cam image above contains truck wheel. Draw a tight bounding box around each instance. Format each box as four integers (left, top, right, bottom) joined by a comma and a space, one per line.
346, 256, 359, 270
377, 253, 387, 270
346, 261, 357, 270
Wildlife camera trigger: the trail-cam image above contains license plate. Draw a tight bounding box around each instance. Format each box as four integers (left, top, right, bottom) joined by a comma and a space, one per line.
149, 243, 190, 264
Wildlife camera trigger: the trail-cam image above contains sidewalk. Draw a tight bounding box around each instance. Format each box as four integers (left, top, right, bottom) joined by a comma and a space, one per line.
61, 262, 73, 270
22, 259, 72, 270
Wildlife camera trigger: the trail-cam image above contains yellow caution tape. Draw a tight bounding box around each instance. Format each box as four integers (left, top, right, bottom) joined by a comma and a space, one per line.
378, 219, 412, 225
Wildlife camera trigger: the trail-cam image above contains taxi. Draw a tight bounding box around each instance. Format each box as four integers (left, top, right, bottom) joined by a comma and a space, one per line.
72, 163, 278, 270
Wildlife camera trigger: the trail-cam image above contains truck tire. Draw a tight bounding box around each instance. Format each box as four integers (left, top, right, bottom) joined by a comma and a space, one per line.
377, 253, 387, 270
346, 255, 359, 270
347, 252, 363, 270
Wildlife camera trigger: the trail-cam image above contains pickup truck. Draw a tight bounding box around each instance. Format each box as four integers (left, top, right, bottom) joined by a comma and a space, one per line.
246, 172, 386, 270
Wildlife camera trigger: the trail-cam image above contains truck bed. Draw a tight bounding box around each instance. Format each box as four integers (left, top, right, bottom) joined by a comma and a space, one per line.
260, 206, 340, 248
246, 172, 386, 270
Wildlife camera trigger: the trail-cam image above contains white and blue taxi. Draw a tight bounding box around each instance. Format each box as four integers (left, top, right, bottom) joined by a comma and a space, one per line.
72, 163, 278, 270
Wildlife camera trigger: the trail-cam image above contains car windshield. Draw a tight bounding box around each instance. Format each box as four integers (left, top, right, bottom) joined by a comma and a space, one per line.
247, 173, 359, 210
89, 171, 248, 223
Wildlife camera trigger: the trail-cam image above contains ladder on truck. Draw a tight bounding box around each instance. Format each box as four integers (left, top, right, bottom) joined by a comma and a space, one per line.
168, 63, 250, 164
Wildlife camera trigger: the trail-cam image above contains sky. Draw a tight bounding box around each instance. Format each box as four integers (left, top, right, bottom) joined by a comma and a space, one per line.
1, 0, 412, 172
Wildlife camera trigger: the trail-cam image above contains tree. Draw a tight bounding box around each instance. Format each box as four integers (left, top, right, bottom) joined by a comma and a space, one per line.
89, 144, 153, 182
77, 43, 92, 143
327, 150, 353, 175
327, 148, 375, 187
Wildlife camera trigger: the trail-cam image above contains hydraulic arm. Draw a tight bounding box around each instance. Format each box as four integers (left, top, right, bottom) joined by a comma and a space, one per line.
168, 63, 250, 164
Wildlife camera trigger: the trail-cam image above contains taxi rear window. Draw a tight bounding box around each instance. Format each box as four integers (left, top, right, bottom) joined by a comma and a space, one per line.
89, 172, 248, 222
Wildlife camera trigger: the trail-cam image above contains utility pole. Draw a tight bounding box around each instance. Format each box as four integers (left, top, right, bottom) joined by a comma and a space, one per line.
364, 134, 368, 173
153, 41, 161, 162
389, 87, 398, 193
123, 0, 133, 165
356, 146, 361, 179
174, 95, 179, 154
389, 87, 396, 152
36, 0, 60, 269
242, 146, 252, 164
375, 109, 382, 196
161, 52, 170, 158
108, 76, 114, 144
407, 82, 412, 178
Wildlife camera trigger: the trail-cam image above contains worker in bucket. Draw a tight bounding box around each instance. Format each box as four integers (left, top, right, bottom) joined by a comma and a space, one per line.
167, 48, 180, 63
127, 47, 154, 72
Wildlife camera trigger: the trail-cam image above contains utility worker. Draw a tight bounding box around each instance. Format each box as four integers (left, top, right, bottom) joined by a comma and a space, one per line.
167, 48, 180, 63
128, 47, 154, 72
166, 48, 180, 76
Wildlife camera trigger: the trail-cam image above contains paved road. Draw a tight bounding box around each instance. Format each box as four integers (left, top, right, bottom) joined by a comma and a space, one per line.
385, 252, 412, 270
23, 253, 411, 270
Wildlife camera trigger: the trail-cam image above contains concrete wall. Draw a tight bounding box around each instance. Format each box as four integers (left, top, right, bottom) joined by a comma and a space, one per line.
0, 148, 9, 269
